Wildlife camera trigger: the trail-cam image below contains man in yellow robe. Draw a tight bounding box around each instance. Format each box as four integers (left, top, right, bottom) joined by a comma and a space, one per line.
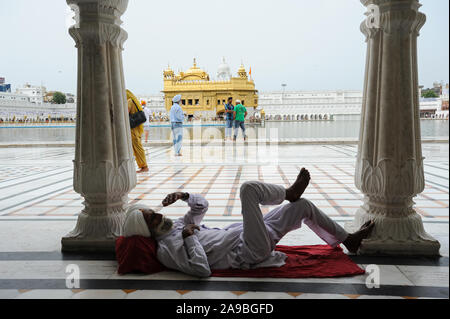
127, 89, 149, 173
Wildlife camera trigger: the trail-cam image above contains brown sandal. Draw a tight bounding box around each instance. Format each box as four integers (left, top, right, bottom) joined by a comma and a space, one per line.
137, 167, 149, 173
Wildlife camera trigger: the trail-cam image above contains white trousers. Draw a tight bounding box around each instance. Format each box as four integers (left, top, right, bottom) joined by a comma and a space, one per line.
238, 181, 349, 263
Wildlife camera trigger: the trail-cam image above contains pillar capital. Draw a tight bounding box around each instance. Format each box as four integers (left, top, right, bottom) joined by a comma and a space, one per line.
67, 0, 129, 49
67, 0, 129, 18
361, 0, 426, 41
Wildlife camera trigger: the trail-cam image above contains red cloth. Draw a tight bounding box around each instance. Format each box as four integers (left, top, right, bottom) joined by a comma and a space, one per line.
115, 236, 166, 275
211, 245, 365, 278
115, 236, 365, 278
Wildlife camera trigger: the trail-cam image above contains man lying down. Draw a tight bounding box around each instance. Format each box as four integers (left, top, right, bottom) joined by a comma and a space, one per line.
122, 168, 374, 278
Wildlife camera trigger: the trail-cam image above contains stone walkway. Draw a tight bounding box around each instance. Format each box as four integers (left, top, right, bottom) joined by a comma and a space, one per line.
0, 143, 448, 299
0, 143, 448, 220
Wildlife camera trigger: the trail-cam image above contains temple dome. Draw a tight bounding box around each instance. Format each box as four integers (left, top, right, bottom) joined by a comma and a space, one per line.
183, 58, 209, 80
237, 63, 248, 79
217, 57, 231, 81
163, 65, 174, 79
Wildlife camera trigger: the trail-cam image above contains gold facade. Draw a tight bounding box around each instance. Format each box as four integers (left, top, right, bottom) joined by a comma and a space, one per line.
162, 59, 258, 116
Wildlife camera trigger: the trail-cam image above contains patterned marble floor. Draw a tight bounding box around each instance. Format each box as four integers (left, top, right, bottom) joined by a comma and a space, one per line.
0, 143, 448, 220
0, 143, 448, 300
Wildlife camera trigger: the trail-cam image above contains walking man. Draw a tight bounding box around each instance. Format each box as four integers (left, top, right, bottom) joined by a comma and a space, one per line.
170, 95, 184, 156
224, 97, 234, 141
233, 99, 247, 141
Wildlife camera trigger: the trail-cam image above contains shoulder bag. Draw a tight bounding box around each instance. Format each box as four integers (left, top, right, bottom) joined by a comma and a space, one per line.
129, 99, 147, 129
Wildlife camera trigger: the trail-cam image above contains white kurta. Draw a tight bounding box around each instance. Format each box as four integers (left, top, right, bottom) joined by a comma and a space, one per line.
155, 182, 349, 278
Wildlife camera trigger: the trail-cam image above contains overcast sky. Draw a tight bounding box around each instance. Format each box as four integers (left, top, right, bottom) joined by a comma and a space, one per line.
0, 0, 448, 95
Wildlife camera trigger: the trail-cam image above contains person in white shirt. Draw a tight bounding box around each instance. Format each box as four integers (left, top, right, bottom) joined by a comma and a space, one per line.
122, 168, 374, 278
142, 104, 152, 143
169, 95, 185, 156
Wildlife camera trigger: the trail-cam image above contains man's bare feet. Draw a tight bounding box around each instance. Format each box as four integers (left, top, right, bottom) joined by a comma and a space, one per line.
285, 168, 311, 202
137, 167, 149, 174
342, 221, 375, 254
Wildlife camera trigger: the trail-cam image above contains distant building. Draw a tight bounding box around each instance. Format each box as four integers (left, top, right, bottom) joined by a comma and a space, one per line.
15, 83, 46, 104
66, 93, 76, 104
434, 83, 449, 119
138, 94, 165, 115
0, 84, 11, 93
259, 90, 363, 119
259, 84, 449, 120
162, 58, 258, 119
217, 57, 232, 81
0, 85, 77, 122
419, 98, 440, 118
416, 82, 449, 119
44, 92, 55, 103
0, 77, 11, 93
419, 82, 449, 119
0, 92, 30, 103
0, 92, 76, 122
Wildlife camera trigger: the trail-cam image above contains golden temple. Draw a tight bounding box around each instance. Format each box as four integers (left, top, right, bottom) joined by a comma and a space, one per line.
162, 58, 258, 117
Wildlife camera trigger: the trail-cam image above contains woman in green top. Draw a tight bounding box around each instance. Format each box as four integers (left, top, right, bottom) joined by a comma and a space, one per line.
233, 100, 248, 141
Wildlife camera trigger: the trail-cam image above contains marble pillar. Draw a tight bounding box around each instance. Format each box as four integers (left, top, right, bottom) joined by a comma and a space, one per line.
61, 0, 136, 252
346, 0, 441, 256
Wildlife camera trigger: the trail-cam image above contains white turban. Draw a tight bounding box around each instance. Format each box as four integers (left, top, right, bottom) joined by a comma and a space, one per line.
122, 204, 151, 237
172, 95, 182, 103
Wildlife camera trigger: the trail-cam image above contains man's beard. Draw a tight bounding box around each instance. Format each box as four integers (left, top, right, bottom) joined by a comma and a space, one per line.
151, 216, 174, 238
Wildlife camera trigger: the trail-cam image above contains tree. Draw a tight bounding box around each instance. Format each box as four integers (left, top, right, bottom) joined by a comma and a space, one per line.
422, 90, 439, 98
53, 92, 67, 104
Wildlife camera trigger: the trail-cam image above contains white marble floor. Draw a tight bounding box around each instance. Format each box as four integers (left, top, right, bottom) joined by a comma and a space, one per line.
0, 143, 448, 299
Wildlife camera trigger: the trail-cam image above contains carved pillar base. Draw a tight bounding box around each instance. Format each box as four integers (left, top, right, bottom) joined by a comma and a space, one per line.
61, 198, 128, 252
345, 207, 441, 256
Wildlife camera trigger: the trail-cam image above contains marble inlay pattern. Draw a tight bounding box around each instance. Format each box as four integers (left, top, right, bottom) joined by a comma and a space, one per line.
0, 145, 447, 220
0, 143, 448, 299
